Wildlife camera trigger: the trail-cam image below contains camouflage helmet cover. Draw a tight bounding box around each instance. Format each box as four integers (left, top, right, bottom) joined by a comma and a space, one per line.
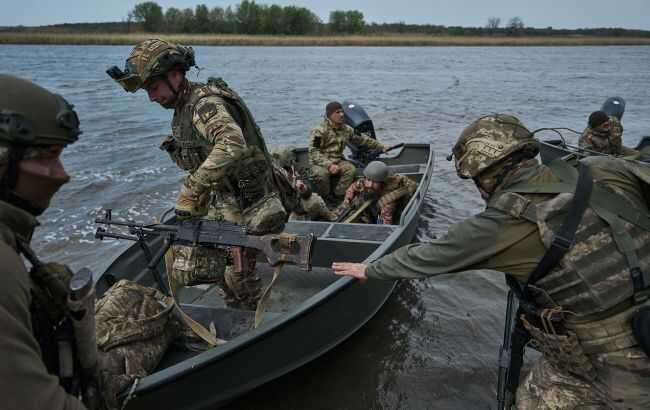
452, 114, 537, 179
0, 74, 80, 151
363, 160, 390, 183
110, 39, 196, 93
271, 146, 297, 168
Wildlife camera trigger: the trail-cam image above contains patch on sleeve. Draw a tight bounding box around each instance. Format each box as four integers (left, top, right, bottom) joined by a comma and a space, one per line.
196, 101, 221, 124
312, 136, 322, 148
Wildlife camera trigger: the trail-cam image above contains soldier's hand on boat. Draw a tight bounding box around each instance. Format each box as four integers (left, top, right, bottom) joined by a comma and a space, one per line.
328, 163, 340, 175
332, 262, 368, 282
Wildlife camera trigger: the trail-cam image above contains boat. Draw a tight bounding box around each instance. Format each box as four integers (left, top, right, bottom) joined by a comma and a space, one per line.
94, 142, 434, 409
538, 96, 650, 164
538, 136, 650, 164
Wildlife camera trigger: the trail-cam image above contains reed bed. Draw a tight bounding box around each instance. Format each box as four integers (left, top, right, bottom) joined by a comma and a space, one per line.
2, 32, 650, 46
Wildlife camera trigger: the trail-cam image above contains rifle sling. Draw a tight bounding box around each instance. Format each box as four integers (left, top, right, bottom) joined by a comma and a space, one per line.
254, 262, 285, 328
523, 162, 594, 295
164, 249, 227, 347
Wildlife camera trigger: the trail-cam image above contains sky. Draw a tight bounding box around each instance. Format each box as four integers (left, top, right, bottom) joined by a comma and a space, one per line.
2, 0, 650, 30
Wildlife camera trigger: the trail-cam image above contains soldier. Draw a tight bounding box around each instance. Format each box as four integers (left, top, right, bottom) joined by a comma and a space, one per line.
108, 39, 287, 310
337, 161, 417, 224
578, 110, 636, 156
333, 114, 650, 409
271, 145, 337, 221
308, 101, 387, 201
0, 75, 88, 409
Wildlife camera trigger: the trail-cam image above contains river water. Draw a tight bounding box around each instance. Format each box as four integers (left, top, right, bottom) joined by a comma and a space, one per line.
1, 45, 650, 409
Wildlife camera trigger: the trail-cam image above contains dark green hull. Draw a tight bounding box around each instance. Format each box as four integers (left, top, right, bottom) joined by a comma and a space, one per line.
97, 144, 434, 409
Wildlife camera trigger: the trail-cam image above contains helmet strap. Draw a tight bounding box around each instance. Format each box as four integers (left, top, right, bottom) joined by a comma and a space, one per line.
0, 146, 46, 215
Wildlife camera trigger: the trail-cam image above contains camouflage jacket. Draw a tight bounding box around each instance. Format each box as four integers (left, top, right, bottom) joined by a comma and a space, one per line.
308, 118, 384, 168
341, 174, 417, 224
160, 80, 269, 201
0, 200, 85, 410
366, 157, 648, 285
578, 116, 624, 155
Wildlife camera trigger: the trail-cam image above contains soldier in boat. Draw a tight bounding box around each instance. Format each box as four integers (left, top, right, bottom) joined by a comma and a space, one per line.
108, 39, 287, 310
578, 110, 636, 156
271, 145, 337, 221
337, 161, 417, 224
308, 101, 387, 202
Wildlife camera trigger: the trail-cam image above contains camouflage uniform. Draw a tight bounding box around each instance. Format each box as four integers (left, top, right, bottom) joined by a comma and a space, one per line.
363, 115, 650, 409
109, 39, 286, 310
161, 78, 285, 310
270, 146, 336, 221
0, 76, 86, 409
308, 118, 384, 198
339, 174, 417, 224
578, 116, 634, 156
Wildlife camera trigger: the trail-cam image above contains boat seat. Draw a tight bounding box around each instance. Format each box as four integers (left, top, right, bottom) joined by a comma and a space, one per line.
284, 221, 396, 243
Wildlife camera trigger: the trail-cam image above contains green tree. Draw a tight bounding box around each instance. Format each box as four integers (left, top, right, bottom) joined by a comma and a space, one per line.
132, 1, 164, 32
164, 7, 183, 33
329, 10, 346, 33
284, 6, 319, 35
263, 4, 284, 34
345, 10, 364, 33
194, 4, 211, 33
237, 0, 264, 34
179, 8, 195, 33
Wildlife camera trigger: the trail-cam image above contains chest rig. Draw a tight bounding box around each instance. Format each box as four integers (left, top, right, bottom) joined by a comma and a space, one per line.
171, 79, 276, 208
491, 160, 650, 373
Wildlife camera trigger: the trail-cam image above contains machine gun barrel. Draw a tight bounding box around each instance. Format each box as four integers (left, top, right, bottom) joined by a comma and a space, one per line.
95, 209, 315, 271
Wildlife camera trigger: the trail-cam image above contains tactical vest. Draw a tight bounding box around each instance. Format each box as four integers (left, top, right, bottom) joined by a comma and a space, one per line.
490, 160, 650, 358
377, 175, 416, 210
171, 79, 277, 207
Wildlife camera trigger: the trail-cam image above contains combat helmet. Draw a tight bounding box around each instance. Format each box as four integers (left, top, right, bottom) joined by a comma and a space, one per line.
451, 114, 537, 179
364, 161, 390, 183
271, 146, 297, 169
107, 39, 196, 93
1, 74, 80, 169
0, 75, 80, 209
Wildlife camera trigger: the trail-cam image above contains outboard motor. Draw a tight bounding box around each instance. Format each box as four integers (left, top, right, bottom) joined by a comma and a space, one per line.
343, 100, 376, 139
342, 100, 377, 166
601, 96, 626, 121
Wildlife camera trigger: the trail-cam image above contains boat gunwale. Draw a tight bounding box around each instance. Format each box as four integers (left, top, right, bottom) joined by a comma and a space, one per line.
116, 143, 435, 396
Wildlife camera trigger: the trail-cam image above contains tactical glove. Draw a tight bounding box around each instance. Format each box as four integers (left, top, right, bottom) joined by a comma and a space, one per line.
175, 180, 204, 219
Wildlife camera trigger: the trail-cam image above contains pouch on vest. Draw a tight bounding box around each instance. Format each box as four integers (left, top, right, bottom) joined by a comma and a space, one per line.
242, 192, 287, 235
95, 280, 178, 409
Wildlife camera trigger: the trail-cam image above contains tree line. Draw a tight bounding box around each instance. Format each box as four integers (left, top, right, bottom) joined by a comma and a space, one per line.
7, 1, 648, 38
130, 1, 366, 35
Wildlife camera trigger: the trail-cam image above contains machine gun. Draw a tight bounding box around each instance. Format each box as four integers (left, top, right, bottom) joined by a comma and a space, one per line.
95, 210, 315, 292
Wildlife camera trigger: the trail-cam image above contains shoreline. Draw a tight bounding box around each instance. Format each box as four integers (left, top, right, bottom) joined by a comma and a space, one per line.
2, 32, 650, 46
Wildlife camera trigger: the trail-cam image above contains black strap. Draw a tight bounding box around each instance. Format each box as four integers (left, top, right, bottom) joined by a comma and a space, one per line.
523, 162, 593, 295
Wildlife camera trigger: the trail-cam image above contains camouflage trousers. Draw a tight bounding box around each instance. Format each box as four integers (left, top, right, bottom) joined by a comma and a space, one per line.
516, 347, 650, 410
311, 160, 356, 199
208, 193, 263, 311
289, 192, 337, 221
